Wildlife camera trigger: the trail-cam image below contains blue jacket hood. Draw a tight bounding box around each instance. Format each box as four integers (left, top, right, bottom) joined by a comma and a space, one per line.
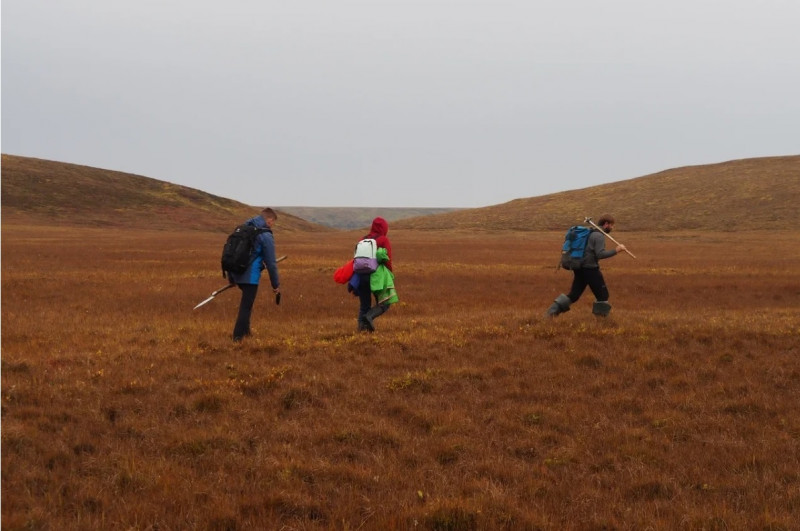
248, 215, 268, 230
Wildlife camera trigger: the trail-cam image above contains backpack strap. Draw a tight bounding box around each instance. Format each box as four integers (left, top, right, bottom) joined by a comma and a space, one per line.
246, 226, 271, 265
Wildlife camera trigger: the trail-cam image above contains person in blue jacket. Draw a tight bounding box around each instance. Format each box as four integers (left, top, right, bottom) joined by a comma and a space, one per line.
227, 208, 281, 341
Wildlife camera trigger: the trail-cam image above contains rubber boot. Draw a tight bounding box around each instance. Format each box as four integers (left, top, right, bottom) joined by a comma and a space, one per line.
363, 304, 388, 332
592, 301, 612, 317
546, 294, 572, 317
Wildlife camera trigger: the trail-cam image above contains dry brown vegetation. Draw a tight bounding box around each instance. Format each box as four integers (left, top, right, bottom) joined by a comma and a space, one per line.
7, 153, 800, 235
3, 221, 799, 529
1, 154, 331, 233
395, 155, 800, 231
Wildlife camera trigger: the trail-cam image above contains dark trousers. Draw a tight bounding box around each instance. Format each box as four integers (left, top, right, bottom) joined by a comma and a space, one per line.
568, 268, 609, 303
357, 273, 389, 321
233, 283, 259, 340
357, 273, 374, 320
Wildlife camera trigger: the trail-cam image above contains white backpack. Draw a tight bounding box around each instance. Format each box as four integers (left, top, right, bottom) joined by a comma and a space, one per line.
353, 238, 378, 273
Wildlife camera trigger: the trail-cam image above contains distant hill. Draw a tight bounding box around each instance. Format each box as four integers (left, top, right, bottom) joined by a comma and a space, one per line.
394, 156, 800, 231
277, 206, 462, 230
1, 154, 332, 233
4, 154, 798, 233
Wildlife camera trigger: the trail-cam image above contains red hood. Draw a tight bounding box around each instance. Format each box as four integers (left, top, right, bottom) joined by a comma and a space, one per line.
366, 217, 392, 270
369, 217, 389, 238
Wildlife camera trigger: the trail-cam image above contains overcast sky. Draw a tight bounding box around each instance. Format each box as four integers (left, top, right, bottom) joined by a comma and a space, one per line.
3, 1, 799, 208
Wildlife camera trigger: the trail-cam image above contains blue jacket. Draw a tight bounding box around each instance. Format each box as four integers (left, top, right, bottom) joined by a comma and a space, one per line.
228, 215, 280, 288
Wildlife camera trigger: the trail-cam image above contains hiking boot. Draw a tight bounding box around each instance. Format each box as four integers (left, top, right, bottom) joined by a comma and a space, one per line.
546, 294, 571, 317
363, 305, 388, 331
592, 301, 612, 317
232, 331, 251, 342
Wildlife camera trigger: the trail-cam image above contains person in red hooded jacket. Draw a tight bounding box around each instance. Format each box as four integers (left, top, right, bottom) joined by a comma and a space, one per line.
356, 217, 393, 332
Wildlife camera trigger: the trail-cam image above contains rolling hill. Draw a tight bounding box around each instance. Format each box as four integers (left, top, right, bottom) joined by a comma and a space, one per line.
394, 155, 800, 231
276, 206, 462, 230
3, 154, 798, 233
0, 155, 331, 233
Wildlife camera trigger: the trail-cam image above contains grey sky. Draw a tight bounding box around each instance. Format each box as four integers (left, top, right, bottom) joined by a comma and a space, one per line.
3, 1, 799, 208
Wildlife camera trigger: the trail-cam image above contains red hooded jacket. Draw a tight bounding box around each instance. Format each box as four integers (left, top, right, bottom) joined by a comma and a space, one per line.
364, 217, 392, 271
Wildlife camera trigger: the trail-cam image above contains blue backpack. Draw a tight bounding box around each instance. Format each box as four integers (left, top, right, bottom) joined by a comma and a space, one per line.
560, 225, 593, 270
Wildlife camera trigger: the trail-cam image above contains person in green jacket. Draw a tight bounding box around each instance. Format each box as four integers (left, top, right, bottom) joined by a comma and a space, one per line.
356, 217, 395, 332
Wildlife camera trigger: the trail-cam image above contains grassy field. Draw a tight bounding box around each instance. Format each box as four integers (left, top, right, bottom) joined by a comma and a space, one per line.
2, 224, 799, 529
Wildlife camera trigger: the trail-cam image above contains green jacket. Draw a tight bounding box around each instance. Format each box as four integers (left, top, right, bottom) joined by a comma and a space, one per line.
370, 248, 398, 304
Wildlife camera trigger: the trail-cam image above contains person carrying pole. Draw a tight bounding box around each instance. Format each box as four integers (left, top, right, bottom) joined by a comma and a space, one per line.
226, 208, 281, 341
547, 214, 630, 318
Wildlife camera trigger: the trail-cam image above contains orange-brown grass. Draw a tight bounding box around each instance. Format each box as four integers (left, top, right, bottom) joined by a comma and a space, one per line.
395, 155, 800, 231
2, 224, 799, 529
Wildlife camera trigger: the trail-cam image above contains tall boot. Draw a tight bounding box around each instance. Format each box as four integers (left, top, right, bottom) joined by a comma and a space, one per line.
363, 304, 388, 332
546, 294, 572, 317
592, 301, 612, 317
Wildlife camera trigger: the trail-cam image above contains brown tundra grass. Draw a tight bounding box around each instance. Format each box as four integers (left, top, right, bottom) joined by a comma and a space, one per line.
2, 224, 799, 530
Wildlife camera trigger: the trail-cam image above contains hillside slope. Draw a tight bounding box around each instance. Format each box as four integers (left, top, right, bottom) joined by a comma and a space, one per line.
1, 155, 331, 232
277, 206, 462, 230
395, 156, 800, 231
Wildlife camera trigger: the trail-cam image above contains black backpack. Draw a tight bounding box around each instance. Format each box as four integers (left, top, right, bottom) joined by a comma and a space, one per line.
221, 223, 271, 277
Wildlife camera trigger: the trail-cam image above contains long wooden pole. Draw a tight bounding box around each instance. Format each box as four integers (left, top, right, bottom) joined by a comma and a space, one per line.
585, 218, 636, 259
